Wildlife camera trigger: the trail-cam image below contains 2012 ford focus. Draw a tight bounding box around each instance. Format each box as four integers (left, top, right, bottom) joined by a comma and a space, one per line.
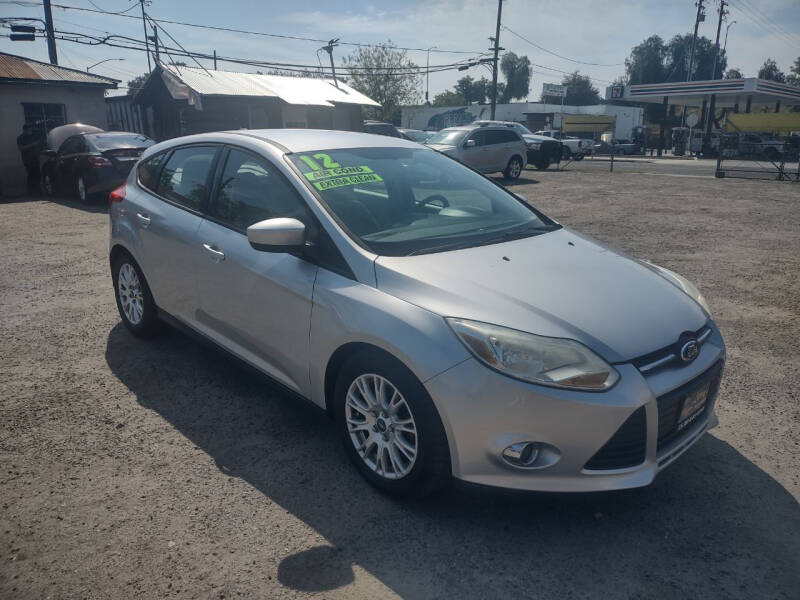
109, 130, 725, 497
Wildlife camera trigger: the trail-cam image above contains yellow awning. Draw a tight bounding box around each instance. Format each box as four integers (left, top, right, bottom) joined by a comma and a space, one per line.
726, 112, 800, 133
562, 114, 616, 133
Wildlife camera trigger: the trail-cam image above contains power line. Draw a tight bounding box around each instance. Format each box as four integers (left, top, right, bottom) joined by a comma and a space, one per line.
732, 0, 800, 46
85, 0, 139, 15
1, 1, 485, 54
501, 25, 624, 67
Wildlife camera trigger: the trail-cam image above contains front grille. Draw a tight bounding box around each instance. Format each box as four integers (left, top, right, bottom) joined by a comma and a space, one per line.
632, 325, 712, 374
657, 361, 723, 452
584, 406, 647, 470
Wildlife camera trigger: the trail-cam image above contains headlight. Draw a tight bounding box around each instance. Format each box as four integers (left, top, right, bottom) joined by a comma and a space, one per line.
644, 262, 711, 315
446, 318, 619, 391
527, 142, 541, 150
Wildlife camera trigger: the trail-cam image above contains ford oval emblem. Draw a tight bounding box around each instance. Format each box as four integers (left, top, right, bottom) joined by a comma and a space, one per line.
680, 340, 699, 362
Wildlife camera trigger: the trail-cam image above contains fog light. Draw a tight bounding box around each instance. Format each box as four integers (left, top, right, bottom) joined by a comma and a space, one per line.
502, 442, 540, 467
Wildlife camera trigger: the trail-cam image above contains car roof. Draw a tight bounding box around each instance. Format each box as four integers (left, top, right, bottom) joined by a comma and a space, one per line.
227, 129, 421, 152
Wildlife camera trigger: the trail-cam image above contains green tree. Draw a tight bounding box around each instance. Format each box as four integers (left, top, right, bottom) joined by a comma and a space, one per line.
343, 42, 421, 122
624, 35, 667, 84
724, 68, 743, 79
454, 76, 490, 104
788, 57, 800, 86
431, 90, 466, 107
499, 52, 531, 102
758, 58, 786, 82
126, 73, 149, 94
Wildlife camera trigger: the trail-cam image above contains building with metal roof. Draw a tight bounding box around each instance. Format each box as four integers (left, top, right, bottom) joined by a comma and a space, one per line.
131, 63, 380, 141
0, 52, 119, 196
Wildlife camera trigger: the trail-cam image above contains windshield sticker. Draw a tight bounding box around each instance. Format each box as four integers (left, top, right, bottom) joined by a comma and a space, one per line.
303, 165, 376, 182
313, 173, 383, 191
299, 153, 341, 171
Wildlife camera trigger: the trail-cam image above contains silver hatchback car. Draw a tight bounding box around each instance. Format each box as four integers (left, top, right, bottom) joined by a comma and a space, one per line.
425, 124, 527, 179
109, 130, 724, 497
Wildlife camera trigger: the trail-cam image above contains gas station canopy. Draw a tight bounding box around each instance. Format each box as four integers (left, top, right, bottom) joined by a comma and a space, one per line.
606, 78, 800, 109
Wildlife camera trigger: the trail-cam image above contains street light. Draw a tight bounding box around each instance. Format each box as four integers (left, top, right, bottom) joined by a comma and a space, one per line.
426, 46, 437, 104
723, 20, 736, 54
86, 58, 125, 72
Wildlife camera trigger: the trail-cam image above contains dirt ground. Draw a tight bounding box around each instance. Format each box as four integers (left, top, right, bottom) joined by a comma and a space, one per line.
1, 165, 799, 599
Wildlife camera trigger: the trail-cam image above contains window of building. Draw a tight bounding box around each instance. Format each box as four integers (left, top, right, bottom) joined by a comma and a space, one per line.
21, 102, 67, 135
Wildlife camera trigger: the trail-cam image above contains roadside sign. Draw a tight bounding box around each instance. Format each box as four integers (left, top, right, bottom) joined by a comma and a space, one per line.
542, 83, 566, 98
686, 113, 699, 127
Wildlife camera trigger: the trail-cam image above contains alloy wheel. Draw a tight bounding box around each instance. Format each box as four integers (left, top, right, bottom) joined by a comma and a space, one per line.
509, 159, 521, 178
43, 174, 53, 196
118, 263, 144, 325
345, 373, 418, 480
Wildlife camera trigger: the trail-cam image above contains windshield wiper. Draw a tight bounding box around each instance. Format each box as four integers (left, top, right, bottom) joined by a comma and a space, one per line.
407, 224, 557, 256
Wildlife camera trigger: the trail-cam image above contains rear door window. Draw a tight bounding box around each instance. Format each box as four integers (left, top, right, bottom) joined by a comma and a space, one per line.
137, 152, 167, 193
157, 146, 218, 212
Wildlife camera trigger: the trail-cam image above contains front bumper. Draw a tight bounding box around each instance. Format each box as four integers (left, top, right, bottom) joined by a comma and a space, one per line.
424, 322, 725, 492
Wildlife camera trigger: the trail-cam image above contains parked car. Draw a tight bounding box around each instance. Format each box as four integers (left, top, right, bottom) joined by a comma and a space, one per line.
363, 121, 404, 138
42, 131, 155, 202
474, 120, 561, 169
534, 130, 592, 160
397, 128, 432, 143
592, 139, 641, 156
425, 124, 527, 178
738, 133, 785, 160
109, 129, 724, 497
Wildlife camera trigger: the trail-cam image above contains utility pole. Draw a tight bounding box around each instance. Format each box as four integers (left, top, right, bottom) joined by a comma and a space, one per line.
723, 20, 736, 55
149, 24, 160, 64
322, 39, 339, 88
213, 50, 217, 70
140, 0, 151, 73
425, 46, 436, 105
703, 0, 727, 155
490, 0, 503, 120
681, 0, 705, 127
42, 0, 57, 65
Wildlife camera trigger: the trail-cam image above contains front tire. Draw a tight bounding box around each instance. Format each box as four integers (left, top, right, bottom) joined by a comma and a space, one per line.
335, 351, 450, 498
112, 254, 160, 337
573, 153, 585, 161
503, 156, 523, 180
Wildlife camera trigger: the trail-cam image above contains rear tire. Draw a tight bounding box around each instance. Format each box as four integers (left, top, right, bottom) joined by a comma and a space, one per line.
76, 176, 92, 204
503, 156, 523, 180
42, 172, 54, 196
335, 350, 451, 499
112, 254, 160, 338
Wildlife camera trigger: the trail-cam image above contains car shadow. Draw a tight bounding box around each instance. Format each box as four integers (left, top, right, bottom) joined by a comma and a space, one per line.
105, 323, 800, 599
47, 195, 108, 214
492, 175, 539, 186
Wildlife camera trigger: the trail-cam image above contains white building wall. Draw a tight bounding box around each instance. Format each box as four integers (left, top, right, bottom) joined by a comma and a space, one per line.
400, 102, 643, 140
0, 84, 110, 196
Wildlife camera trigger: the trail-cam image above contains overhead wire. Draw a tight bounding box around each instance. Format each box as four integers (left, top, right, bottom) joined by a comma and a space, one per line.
501, 25, 624, 67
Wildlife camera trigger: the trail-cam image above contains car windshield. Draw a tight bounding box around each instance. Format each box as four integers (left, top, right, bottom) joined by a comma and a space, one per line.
87, 133, 153, 149
288, 147, 558, 256
425, 130, 467, 146
514, 124, 534, 135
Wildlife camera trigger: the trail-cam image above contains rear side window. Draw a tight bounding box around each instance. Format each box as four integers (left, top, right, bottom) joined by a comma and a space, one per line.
211, 148, 308, 231
137, 153, 166, 193
157, 146, 217, 211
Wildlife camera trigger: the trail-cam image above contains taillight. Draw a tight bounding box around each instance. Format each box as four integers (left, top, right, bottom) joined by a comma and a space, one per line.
109, 185, 126, 208
89, 155, 112, 168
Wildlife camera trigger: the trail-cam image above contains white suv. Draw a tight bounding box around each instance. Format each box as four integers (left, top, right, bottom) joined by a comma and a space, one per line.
425, 124, 527, 179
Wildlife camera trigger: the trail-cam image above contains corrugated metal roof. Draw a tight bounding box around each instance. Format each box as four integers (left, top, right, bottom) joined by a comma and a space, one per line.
0, 52, 118, 86
161, 64, 379, 107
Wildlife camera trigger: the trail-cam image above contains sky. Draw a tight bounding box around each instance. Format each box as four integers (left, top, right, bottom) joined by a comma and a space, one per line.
1, 0, 798, 100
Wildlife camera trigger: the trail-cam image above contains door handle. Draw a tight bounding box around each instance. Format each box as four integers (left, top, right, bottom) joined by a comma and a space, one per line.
202, 243, 225, 262
136, 212, 151, 228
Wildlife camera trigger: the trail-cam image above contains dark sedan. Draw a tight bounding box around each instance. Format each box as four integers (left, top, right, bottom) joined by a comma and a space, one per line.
42, 132, 155, 203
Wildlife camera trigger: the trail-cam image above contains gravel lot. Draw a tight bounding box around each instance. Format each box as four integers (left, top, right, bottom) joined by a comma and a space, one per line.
1, 166, 799, 599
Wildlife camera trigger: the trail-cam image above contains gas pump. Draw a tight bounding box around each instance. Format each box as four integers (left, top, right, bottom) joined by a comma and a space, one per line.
672, 127, 689, 156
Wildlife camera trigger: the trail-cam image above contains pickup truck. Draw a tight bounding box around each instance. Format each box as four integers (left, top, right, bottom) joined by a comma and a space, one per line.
534, 130, 593, 160
738, 133, 785, 160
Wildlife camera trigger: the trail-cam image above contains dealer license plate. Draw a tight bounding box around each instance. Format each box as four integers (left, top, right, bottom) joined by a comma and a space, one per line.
677, 382, 710, 430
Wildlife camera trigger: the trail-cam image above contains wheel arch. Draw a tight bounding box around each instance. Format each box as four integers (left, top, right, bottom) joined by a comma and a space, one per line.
323, 342, 409, 416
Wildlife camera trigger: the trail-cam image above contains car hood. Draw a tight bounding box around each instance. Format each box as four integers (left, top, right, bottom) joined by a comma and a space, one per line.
425, 143, 458, 155
524, 134, 555, 144
374, 228, 708, 363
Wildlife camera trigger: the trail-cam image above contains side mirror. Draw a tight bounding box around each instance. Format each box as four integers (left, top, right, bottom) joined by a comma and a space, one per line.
247, 217, 305, 252
465, 139, 476, 148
